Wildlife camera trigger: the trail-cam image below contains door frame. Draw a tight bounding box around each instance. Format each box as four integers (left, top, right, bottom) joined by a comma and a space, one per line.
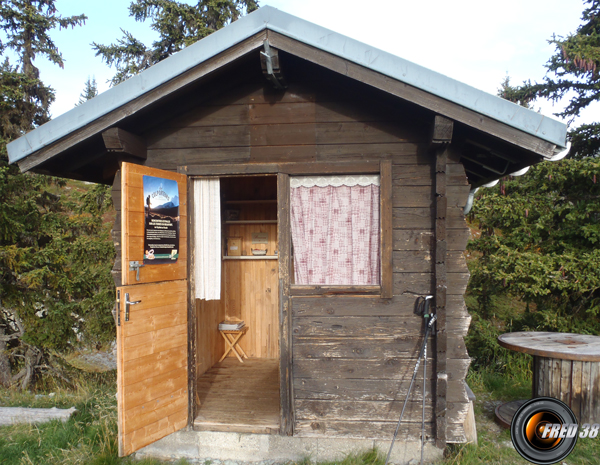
186, 176, 198, 425
277, 172, 293, 436
183, 169, 293, 435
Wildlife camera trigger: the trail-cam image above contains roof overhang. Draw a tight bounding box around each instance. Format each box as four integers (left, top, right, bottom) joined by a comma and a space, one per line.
7, 6, 568, 178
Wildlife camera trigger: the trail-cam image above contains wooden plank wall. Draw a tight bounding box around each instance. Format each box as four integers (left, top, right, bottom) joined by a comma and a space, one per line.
140, 74, 472, 442
194, 250, 281, 371
226, 223, 278, 256
143, 79, 429, 170
445, 151, 473, 443
196, 295, 226, 377
292, 147, 471, 442
111, 171, 122, 287
223, 258, 279, 359
223, 186, 279, 359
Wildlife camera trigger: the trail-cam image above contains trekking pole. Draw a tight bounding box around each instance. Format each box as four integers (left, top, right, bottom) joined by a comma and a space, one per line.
385, 296, 435, 465
421, 296, 432, 464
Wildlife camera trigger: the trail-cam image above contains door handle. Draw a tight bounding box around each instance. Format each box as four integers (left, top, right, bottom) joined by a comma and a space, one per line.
124, 293, 141, 322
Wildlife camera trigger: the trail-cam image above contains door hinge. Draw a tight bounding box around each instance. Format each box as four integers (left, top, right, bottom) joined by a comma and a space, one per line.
129, 261, 145, 281
116, 290, 121, 326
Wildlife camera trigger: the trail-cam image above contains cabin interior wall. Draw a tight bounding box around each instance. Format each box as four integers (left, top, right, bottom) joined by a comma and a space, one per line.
195, 175, 279, 379
221, 176, 280, 360
195, 292, 227, 377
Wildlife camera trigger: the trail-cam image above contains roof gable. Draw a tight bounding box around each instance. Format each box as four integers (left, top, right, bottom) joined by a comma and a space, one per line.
7, 6, 567, 173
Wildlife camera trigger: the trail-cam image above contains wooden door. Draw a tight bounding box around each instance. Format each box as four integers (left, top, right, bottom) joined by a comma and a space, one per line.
116, 162, 188, 456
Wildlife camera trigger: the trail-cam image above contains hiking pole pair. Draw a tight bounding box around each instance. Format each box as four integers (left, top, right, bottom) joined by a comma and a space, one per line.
385, 296, 435, 465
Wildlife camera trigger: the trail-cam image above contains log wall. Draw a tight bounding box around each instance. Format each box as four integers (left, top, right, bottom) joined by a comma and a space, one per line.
136, 70, 472, 442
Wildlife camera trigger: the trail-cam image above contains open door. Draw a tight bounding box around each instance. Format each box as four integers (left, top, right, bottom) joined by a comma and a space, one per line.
116, 162, 188, 456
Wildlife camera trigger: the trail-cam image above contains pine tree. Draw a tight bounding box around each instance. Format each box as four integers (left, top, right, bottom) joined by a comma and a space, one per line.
93, 0, 259, 85
466, 4, 600, 349
77, 76, 98, 105
497, 76, 534, 110
468, 160, 600, 333
510, 0, 600, 159
0, 0, 87, 127
0, 1, 117, 390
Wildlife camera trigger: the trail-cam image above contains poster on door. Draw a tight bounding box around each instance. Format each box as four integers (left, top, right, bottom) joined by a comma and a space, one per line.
143, 175, 180, 264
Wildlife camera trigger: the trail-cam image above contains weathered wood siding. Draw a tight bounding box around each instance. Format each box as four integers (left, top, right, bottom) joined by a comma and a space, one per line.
111, 171, 122, 287
291, 148, 471, 442
142, 78, 429, 170
444, 152, 473, 443
137, 68, 472, 442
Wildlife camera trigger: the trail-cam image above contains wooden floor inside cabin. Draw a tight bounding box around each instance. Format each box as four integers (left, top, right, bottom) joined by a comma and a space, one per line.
194, 358, 280, 434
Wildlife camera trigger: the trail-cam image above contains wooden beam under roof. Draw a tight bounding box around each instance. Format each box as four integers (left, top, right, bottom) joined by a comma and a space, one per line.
102, 128, 147, 160
431, 115, 454, 145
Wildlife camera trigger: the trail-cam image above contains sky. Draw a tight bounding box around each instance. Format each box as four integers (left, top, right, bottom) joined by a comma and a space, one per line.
13, 0, 599, 127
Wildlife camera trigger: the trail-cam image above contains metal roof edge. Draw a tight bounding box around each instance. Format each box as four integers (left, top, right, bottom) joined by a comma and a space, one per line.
261, 10, 567, 151
8, 6, 567, 165
7, 7, 272, 164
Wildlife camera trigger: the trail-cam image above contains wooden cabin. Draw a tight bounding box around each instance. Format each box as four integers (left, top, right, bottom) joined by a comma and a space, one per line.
7, 7, 567, 463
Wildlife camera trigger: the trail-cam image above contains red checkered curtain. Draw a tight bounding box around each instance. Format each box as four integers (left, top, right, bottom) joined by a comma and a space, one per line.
290, 175, 380, 285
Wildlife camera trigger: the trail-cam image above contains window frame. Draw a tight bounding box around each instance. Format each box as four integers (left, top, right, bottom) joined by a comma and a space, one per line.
287, 160, 393, 298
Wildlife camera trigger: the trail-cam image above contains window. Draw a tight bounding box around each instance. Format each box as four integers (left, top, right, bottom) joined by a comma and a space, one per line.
290, 175, 380, 285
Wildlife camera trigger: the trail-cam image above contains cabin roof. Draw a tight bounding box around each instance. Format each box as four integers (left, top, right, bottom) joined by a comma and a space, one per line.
7, 6, 567, 179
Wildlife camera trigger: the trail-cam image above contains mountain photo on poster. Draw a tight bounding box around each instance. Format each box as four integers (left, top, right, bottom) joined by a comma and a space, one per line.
143, 175, 180, 264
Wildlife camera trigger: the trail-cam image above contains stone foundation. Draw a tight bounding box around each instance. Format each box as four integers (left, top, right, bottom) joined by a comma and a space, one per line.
135, 430, 443, 464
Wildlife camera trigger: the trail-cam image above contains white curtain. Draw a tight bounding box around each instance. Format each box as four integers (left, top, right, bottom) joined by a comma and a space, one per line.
193, 179, 221, 300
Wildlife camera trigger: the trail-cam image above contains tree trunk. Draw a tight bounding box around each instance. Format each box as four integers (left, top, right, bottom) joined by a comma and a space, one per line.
20, 346, 41, 391
0, 327, 11, 387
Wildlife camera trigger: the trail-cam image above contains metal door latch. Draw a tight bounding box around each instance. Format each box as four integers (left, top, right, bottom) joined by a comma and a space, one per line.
115, 290, 121, 326
124, 293, 141, 322
129, 261, 145, 281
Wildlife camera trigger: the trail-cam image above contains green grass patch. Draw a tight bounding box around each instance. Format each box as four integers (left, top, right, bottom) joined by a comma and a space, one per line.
445, 416, 600, 465
466, 365, 531, 402
0, 371, 177, 465
295, 448, 384, 465
0, 371, 116, 409
445, 430, 529, 465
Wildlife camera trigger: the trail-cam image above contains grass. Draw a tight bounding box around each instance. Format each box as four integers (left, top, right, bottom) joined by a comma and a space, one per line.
443, 366, 600, 465
0, 371, 183, 465
296, 449, 384, 465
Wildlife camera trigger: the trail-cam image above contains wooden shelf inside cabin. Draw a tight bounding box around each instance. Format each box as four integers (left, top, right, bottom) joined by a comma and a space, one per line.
223, 255, 278, 260
225, 200, 277, 204
225, 220, 278, 224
